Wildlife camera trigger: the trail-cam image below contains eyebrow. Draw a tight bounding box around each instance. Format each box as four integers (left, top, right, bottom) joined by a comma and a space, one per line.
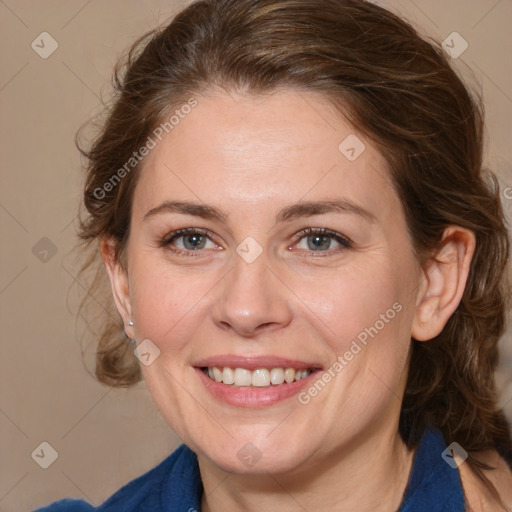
143, 199, 377, 224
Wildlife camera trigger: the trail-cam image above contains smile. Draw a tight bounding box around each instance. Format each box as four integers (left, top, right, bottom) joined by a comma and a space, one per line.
202, 366, 313, 387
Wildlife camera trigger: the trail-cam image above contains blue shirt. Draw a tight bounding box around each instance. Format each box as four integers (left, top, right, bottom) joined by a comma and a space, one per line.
33, 427, 465, 511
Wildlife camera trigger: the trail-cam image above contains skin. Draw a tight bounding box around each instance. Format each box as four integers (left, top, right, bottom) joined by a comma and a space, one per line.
101, 88, 510, 511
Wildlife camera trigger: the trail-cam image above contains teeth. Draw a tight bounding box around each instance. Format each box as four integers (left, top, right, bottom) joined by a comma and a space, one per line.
295, 369, 310, 381
284, 368, 295, 383
252, 369, 270, 387
222, 367, 235, 385
233, 368, 252, 386
270, 368, 285, 385
204, 366, 313, 387
212, 367, 223, 383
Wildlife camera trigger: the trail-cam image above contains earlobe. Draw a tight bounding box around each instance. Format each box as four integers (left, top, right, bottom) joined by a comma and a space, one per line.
411, 226, 476, 342
100, 237, 135, 339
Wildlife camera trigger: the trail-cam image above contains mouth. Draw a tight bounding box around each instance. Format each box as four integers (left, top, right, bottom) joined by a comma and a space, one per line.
192, 356, 324, 407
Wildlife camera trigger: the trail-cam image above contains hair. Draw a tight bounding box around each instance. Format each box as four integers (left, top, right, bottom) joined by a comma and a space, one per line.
76, 0, 512, 506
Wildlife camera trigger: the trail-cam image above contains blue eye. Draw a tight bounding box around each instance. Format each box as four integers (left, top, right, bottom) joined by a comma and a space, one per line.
161, 227, 352, 257
293, 228, 353, 254
162, 228, 217, 255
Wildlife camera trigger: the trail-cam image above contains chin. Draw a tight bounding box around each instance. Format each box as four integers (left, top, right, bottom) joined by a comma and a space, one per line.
200, 439, 314, 476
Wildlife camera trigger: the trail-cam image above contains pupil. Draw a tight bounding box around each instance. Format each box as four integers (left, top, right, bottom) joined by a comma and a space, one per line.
309, 235, 330, 251
185, 234, 205, 250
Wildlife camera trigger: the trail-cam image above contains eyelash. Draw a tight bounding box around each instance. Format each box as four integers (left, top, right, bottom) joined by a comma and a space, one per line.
160, 227, 353, 258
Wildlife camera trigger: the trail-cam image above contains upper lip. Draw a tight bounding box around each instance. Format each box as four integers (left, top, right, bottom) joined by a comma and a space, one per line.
193, 355, 323, 371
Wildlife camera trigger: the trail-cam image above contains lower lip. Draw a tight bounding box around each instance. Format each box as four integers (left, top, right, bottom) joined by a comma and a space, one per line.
194, 367, 321, 407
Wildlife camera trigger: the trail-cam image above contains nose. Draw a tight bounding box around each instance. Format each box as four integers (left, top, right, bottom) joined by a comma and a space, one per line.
212, 250, 293, 338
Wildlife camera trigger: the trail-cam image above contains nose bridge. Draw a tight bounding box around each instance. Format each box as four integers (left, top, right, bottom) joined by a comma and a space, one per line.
212, 246, 292, 336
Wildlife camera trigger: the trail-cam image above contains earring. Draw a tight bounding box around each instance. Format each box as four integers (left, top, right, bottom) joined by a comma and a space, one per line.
124, 321, 136, 345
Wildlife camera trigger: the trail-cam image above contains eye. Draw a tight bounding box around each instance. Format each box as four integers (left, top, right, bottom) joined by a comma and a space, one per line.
161, 228, 219, 256
160, 226, 353, 257
292, 228, 352, 255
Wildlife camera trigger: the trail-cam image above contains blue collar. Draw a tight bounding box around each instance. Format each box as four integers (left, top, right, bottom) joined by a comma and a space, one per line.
84, 426, 465, 512
397, 428, 466, 511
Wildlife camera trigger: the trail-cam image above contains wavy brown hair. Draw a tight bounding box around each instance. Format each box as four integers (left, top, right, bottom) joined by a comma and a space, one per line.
76, 0, 512, 506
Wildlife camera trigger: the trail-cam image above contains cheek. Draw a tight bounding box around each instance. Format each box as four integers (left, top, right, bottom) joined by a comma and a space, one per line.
128, 256, 216, 352
304, 264, 404, 347
302, 260, 414, 397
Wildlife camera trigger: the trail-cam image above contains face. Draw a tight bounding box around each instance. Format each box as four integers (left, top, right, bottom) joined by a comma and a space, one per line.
109, 88, 427, 474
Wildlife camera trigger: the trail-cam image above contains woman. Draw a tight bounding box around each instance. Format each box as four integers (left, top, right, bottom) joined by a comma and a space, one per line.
35, 0, 512, 510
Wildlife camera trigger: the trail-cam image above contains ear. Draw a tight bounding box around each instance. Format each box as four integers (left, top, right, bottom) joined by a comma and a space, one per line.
100, 237, 135, 340
412, 226, 476, 342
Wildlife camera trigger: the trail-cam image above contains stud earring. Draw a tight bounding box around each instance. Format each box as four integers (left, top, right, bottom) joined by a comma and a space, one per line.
128, 320, 134, 326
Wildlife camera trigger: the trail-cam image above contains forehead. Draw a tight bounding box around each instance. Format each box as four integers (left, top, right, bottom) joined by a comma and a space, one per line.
132, 88, 399, 222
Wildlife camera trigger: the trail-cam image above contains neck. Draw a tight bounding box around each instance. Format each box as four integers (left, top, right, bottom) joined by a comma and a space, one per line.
198, 427, 415, 512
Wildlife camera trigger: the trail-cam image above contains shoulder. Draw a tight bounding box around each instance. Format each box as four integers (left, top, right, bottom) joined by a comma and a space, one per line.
32, 444, 197, 512
97, 443, 197, 511
458, 449, 512, 512
32, 498, 95, 511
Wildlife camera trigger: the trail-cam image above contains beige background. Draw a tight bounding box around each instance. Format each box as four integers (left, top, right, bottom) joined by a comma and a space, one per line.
1, 1, 511, 510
